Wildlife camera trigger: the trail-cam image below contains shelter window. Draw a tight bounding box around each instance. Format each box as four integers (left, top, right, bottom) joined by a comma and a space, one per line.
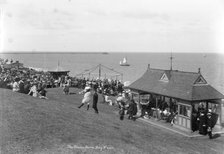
179, 104, 191, 117
140, 94, 150, 103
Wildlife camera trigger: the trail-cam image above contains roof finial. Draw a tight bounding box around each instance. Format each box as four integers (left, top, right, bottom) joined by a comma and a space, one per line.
198, 68, 201, 74
148, 64, 150, 70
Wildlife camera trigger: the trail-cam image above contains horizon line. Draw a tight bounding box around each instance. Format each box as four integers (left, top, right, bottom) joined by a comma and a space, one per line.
0, 51, 222, 54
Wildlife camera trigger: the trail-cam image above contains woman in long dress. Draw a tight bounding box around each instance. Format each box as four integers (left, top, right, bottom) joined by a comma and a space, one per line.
78, 86, 91, 110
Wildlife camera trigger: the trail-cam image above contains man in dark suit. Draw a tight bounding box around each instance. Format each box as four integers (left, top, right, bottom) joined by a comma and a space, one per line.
128, 99, 137, 121
92, 89, 99, 114
198, 109, 207, 135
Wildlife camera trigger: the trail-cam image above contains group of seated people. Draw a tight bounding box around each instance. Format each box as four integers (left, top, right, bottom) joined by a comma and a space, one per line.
101, 91, 177, 124
115, 95, 178, 124
12, 77, 48, 99
0, 58, 60, 99
27, 82, 48, 99
115, 92, 137, 120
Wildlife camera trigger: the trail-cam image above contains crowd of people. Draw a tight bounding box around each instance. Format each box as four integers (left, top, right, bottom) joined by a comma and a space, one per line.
71, 77, 124, 95
0, 58, 58, 99
55, 75, 124, 98
191, 103, 217, 139
0, 58, 125, 101
77, 83, 174, 123
115, 93, 178, 123
77, 84, 131, 117
1, 58, 216, 139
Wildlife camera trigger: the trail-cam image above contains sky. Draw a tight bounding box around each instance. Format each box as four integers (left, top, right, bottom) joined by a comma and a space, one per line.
0, 0, 224, 53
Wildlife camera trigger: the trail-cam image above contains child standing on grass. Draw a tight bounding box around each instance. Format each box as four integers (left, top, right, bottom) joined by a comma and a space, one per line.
78, 86, 91, 110
63, 76, 71, 95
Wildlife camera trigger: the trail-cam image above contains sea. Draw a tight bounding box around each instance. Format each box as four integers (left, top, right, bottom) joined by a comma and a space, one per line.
1, 52, 224, 94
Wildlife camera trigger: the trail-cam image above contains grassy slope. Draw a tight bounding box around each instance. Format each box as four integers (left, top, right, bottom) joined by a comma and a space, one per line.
0, 88, 224, 154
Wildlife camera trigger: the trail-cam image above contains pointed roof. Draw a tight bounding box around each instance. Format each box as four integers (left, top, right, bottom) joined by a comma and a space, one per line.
128, 68, 224, 101
48, 66, 70, 73
48, 61, 70, 73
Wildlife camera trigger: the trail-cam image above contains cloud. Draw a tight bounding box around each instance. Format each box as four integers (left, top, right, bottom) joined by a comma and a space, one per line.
87, 9, 108, 17
0, 0, 7, 4
87, 7, 170, 21
2, 0, 219, 52
53, 8, 73, 16
122, 11, 170, 21
17, 7, 77, 30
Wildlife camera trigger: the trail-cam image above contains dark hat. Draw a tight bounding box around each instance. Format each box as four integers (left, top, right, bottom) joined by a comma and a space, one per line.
15, 77, 20, 82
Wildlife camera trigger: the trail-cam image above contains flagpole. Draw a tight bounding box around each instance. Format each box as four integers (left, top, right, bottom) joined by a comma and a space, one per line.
170, 51, 174, 70
99, 64, 101, 80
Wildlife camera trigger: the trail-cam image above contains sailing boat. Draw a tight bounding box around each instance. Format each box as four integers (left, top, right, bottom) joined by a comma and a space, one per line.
120, 57, 130, 66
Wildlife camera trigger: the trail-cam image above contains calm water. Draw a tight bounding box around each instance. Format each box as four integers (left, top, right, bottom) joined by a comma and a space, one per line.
1, 52, 224, 94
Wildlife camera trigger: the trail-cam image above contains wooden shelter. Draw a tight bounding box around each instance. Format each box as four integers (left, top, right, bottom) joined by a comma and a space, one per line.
48, 65, 70, 80
128, 64, 224, 132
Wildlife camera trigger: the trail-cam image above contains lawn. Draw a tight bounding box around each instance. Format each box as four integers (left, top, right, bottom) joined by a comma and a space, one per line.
0, 87, 223, 154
